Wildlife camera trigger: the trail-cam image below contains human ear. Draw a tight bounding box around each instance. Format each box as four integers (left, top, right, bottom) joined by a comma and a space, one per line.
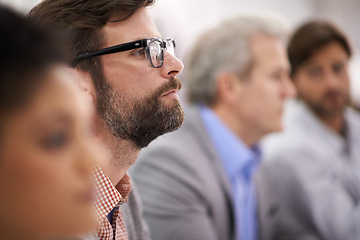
216, 72, 243, 104
69, 68, 95, 104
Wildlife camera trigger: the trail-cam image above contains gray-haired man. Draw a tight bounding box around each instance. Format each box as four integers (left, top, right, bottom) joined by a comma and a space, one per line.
131, 15, 295, 240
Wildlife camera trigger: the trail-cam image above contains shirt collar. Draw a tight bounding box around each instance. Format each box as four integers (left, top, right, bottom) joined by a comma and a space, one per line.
92, 165, 132, 223
199, 105, 261, 181
293, 100, 349, 153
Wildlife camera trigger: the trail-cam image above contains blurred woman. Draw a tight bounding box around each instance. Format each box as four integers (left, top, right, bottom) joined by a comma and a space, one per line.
0, 6, 100, 240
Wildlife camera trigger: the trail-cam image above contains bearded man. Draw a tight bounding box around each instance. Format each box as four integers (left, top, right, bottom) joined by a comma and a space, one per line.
261, 20, 360, 240
29, 1, 184, 239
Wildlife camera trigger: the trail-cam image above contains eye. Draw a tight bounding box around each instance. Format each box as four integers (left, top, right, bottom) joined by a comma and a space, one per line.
271, 73, 282, 81
42, 131, 69, 150
308, 66, 322, 79
333, 62, 344, 74
270, 70, 288, 82
132, 48, 146, 57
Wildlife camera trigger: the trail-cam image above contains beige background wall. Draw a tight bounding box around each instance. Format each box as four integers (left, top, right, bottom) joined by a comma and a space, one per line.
2, 0, 359, 105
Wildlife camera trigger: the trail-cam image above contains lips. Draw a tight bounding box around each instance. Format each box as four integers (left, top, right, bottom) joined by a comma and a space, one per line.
157, 77, 182, 98
162, 89, 177, 97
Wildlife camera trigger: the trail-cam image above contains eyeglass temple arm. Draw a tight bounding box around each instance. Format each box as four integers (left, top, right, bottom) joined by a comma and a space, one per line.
165, 39, 176, 48
72, 39, 145, 67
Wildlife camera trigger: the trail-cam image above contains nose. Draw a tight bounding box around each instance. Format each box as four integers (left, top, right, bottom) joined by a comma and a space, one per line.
324, 69, 341, 90
160, 51, 184, 78
283, 76, 297, 98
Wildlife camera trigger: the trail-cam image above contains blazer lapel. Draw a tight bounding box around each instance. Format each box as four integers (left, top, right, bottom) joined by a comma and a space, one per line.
185, 105, 236, 239
255, 165, 280, 240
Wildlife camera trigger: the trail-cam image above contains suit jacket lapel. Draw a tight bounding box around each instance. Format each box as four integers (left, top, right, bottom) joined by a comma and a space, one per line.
185, 105, 236, 239
255, 165, 280, 240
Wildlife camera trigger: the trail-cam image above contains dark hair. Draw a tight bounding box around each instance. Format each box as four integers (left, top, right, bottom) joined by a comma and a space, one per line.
288, 20, 352, 77
28, 0, 155, 100
0, 5, 63, 117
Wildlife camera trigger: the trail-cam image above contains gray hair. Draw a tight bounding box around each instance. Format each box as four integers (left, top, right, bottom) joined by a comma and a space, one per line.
186, 14, 289, 106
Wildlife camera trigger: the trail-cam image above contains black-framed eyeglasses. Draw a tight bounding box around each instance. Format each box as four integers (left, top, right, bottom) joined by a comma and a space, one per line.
72, 38, 176, 68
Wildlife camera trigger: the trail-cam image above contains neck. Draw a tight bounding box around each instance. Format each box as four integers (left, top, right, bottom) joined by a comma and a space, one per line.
212, 105, 260, 147
95, 120, 140, 186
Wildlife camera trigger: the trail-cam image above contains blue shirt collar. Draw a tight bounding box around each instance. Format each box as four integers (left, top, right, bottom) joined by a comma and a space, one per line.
199, 105, 261, 181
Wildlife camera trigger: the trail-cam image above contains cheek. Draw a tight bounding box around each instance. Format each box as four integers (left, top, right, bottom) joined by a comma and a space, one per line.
237, 88, 265, 122
340, 75, 350, 92
251, 82, 280, 110
296, 79, 318, 99
246, 82, 283, 127
0, 142, 76, 232
24, 149, 77, 207
104, 62, 160, 100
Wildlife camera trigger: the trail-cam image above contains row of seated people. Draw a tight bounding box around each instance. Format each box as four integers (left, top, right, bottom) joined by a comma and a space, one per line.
0, 1, 359, 240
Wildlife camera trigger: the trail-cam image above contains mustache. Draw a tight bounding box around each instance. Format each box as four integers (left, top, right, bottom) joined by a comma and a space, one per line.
157, 77, 182, 97
324, 90, 342, 99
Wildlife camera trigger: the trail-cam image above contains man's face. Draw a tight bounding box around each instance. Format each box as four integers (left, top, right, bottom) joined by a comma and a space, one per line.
293, 42, 350, 118
96, 8, 184, 148
235, 34, 295, 137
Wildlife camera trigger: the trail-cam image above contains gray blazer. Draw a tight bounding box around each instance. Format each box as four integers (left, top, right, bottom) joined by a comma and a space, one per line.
260, 101, 360, 240
122, 184, 151, 240
130, 105, 278, 240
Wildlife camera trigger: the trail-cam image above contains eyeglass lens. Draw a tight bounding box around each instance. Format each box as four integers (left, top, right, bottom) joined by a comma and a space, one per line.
148, 40, 163, 67
165, 39, 175, 56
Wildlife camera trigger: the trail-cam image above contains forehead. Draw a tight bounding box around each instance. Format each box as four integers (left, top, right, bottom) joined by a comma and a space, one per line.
304, 42, 349, 66
19, 67, 89, 126
102, 8, 161, 46
250, 33, 288, 68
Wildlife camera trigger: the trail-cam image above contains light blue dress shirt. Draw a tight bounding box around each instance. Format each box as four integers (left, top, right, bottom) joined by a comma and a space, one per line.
199, 105, 261, 240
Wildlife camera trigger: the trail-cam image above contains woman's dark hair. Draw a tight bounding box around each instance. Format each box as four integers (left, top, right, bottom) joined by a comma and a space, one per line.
0, 5, 63, 116
288, 20, 352, 77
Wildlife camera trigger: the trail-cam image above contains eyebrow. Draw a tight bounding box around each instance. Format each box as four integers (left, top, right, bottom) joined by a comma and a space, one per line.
35, 111, 74, 130
131, 36, 163, 42
102, 36, 163, 49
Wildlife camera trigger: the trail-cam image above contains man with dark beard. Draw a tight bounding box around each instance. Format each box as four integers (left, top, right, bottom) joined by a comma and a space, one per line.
261, 21, 360, 240
29, 1, 184, 240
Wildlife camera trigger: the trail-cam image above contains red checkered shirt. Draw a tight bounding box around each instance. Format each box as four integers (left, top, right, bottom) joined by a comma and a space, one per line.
93, 165, 132, 240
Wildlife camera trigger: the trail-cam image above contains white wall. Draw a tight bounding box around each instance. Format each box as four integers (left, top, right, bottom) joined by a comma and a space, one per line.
149, 0, 318, 60
0, 0, 40, 13
149, 0, 360, 106
2, 0, 359, 105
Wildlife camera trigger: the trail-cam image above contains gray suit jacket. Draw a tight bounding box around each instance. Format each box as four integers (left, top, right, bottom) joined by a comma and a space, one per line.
261, 100, 360, 240
130, 105, 278, 240
122, 184, 151, 240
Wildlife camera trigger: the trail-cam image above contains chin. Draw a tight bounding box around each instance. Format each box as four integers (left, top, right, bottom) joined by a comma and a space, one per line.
268, 123, 283, 134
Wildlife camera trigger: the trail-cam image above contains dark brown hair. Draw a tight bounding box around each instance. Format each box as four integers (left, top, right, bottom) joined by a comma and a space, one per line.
0, 5, 63, 117
28, 0, 154, 97
288, 20, 352, 77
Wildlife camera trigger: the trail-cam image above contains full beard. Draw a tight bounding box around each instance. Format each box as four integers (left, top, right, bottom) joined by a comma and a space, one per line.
97, 77, 184, 149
